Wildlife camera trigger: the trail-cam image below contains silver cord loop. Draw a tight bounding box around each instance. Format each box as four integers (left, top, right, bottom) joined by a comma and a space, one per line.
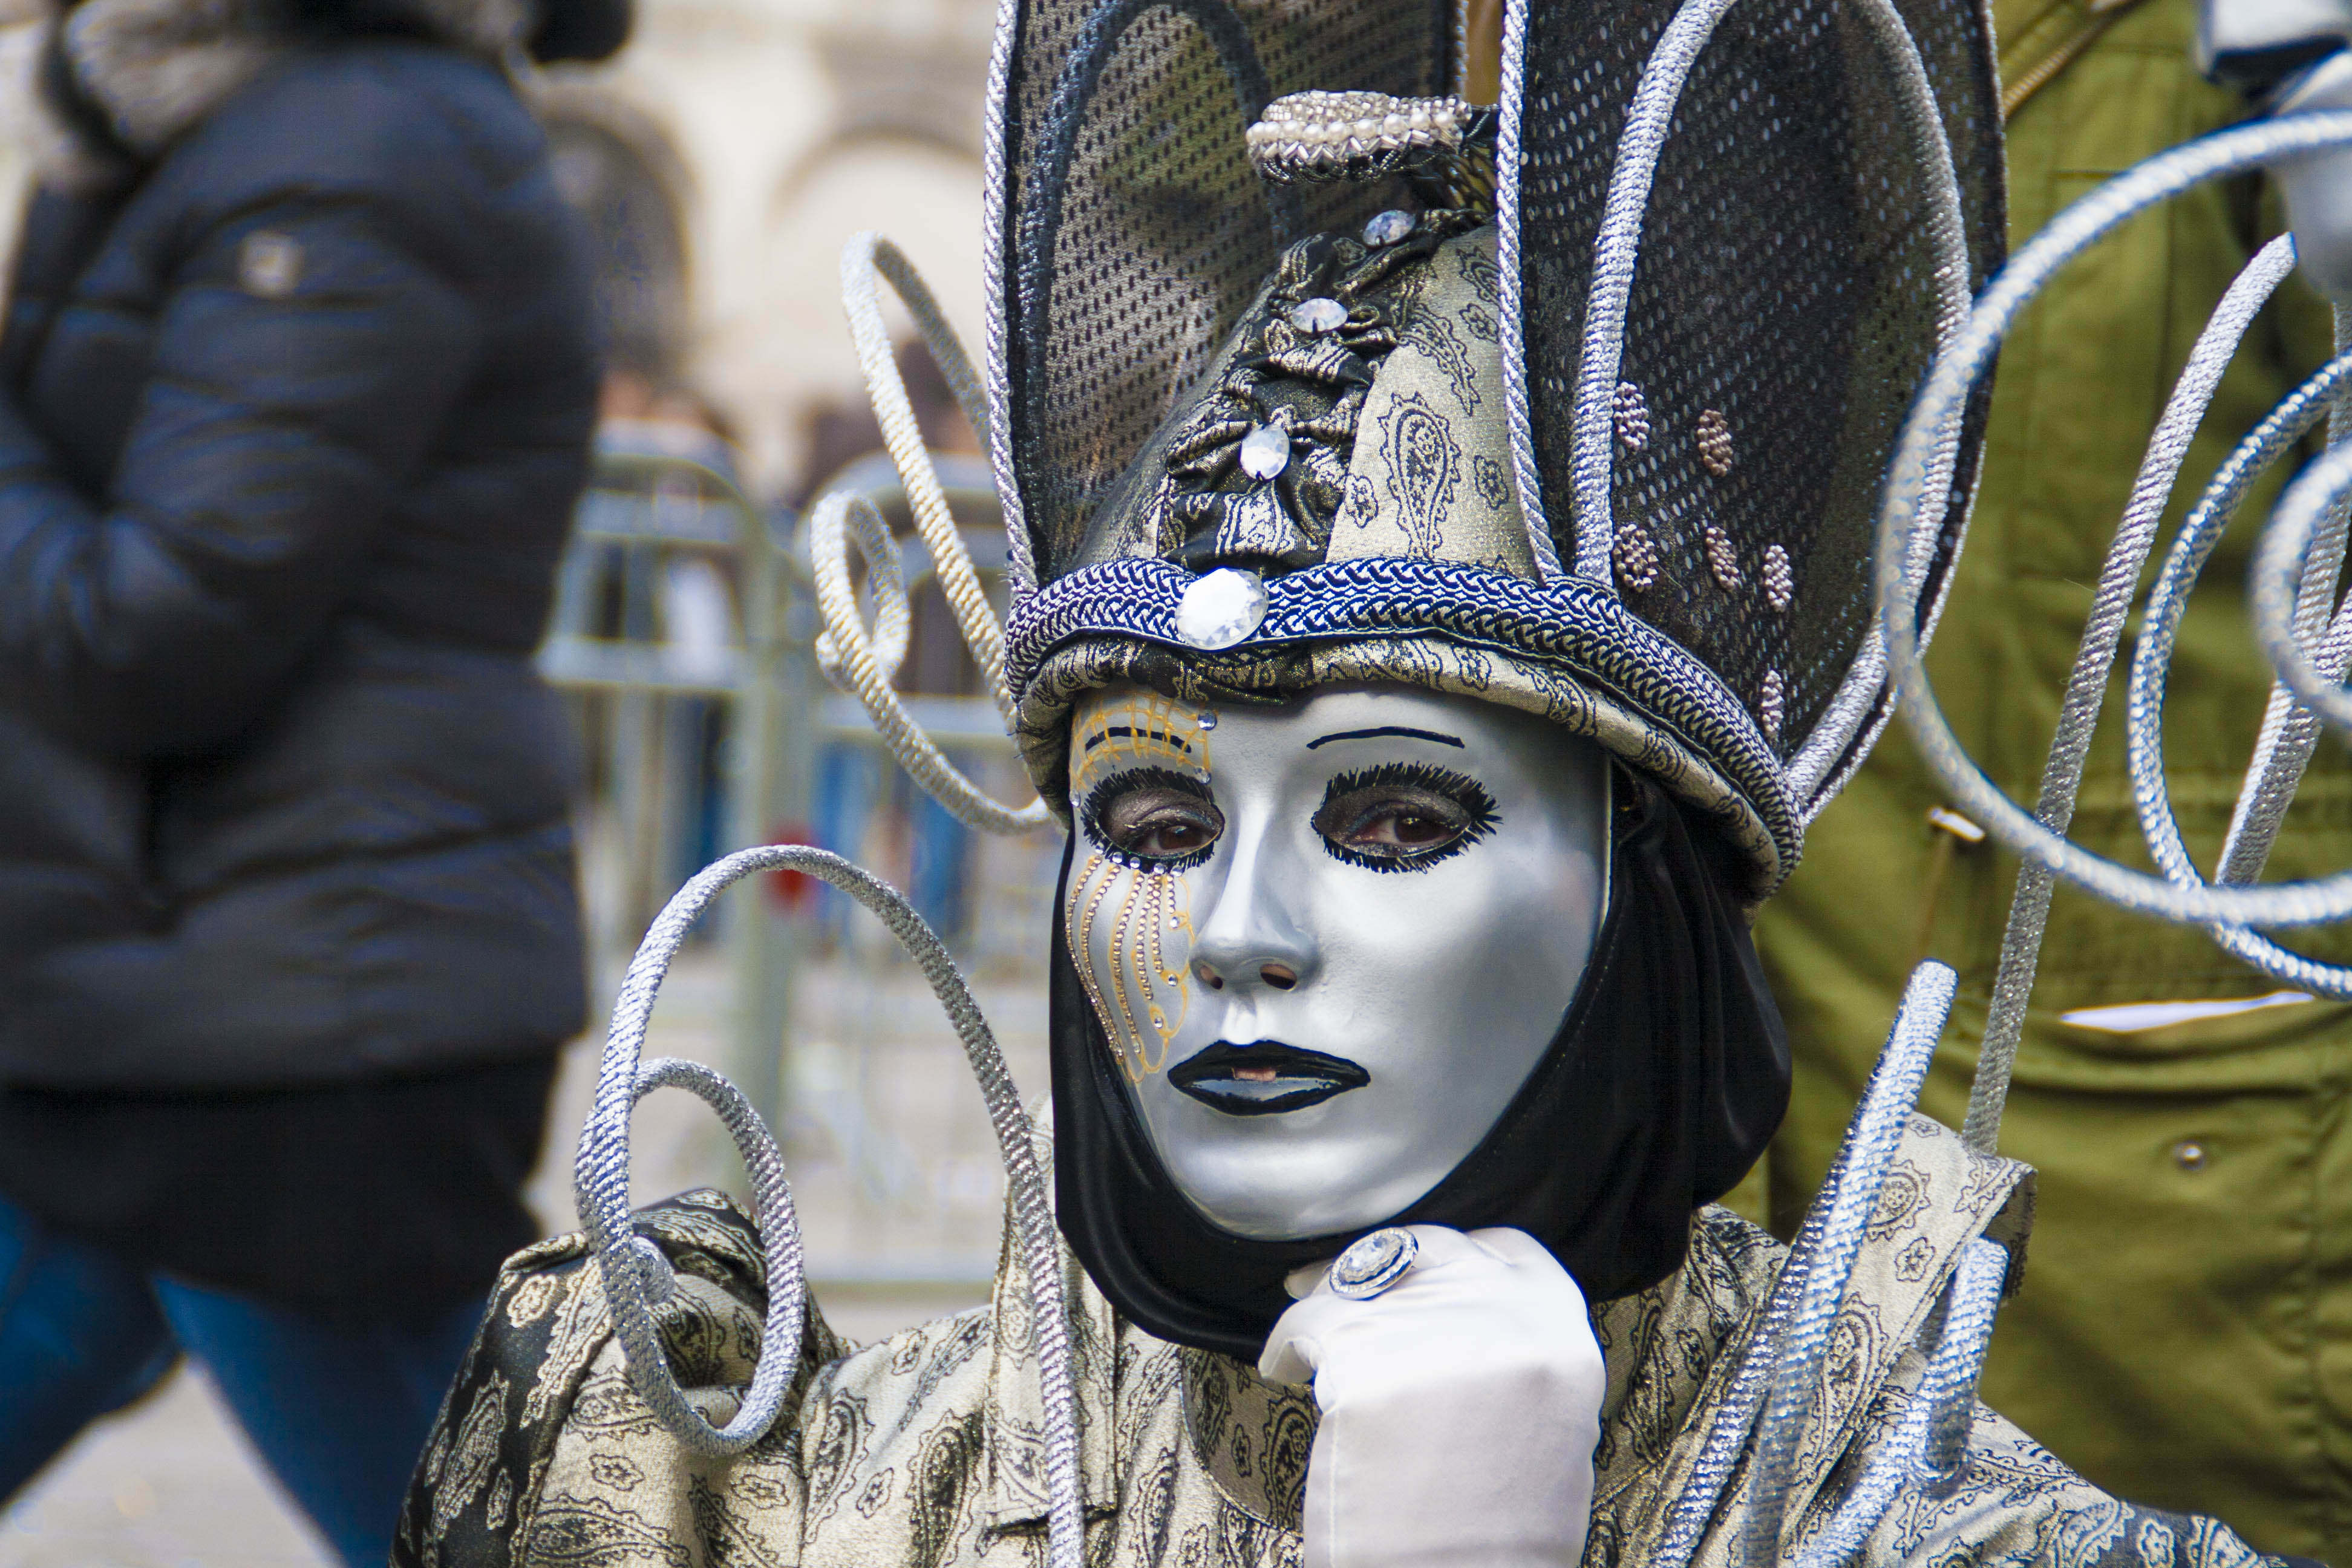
837, 232, 1013, 722
2252, 434, 2352, 738
576, 871, 811, 1459
1877, 110, 2352, 930
812, 487, 912, 687
2214, 303, 2352, 887
574, 845, 1085, 1568
2127, 342, 2352, 1002
1739, 961, 1957, 1568
1960, 235, 2303, 1151
809, 486, 1051, 834
810, 236, 1053, 837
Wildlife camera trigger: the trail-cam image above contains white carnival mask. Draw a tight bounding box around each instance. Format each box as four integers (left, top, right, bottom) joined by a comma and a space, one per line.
1063, 684, 1610, 1240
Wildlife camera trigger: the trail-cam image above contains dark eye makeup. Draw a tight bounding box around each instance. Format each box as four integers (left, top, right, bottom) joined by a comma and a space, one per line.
1313, 762, 1497, 872
1082, 767, 1224, 870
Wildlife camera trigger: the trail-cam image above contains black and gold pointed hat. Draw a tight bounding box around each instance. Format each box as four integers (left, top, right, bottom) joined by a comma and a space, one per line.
985, 0, 2004, 896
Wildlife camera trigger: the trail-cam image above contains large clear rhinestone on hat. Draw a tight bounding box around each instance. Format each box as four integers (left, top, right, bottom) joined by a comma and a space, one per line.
1362, 209, 1416, 247
1238, 422, 1291, 480
1174, 568, 1269, 651
1290, 296, 1347, 335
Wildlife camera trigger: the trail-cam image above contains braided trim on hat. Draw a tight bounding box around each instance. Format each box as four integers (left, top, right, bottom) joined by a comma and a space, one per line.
1006, 556, 1796, 894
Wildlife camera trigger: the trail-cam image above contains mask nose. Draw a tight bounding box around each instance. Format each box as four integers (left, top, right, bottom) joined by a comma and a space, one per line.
1187, 825, 1314, 996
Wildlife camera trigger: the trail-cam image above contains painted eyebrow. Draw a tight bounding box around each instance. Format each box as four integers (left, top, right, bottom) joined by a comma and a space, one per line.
1080, 724, 1195, 753
1304, 727, 1466, 750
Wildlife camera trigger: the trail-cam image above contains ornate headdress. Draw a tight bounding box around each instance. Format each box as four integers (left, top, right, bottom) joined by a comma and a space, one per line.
972, 0, 2006, 896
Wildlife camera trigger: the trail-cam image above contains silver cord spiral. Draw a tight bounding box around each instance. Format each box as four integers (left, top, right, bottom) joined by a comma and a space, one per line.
1650, 963, 1960, 1568
1875, 109, 2352, 938
810, 235, 1052, 837
574, 844, 1084, 1568
2128, 340, 2352, 1001
1961, 234, 2306, 1146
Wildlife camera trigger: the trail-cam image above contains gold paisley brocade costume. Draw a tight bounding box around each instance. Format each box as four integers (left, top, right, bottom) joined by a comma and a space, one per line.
397, 1117, 2288, 1568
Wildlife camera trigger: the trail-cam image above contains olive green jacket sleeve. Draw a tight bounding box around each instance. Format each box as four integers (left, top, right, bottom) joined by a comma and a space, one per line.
1749, 0, 2352, 1553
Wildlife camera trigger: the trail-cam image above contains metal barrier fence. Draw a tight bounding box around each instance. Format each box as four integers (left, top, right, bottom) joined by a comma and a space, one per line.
540, 431, 1057, 1285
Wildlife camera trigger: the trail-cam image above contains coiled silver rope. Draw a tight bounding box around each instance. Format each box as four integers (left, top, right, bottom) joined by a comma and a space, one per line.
1785, 1236, 2007, 1568
574, 844, 1084, 1568
1875, 110, 2352, 939
2128, 340, 2352, 1000
809, 235, 1051, 836
1738, 962, 1957, 1568
1872, 111, 2352, 1171
1494, 0, 1560, 581
2220, 299, 2352, 890
1959, 234, 2304, 1146
2252, 433, 2352, 738
1649, 963, 1961, 1568
979, 0, 1039, 604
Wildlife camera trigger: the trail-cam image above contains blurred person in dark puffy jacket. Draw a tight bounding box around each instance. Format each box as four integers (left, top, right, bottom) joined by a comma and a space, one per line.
0, 0, 628, 1558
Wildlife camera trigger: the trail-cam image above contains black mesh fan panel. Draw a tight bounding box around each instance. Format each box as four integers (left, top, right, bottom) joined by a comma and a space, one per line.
1518, 0, 2002, 763
1003, 0, 1459, 580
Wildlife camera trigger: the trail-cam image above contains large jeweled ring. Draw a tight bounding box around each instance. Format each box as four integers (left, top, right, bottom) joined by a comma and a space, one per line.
1328, 1227, 1419, 1299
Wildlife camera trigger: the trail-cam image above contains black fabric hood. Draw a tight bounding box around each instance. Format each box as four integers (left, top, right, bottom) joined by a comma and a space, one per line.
1049, 769, 1791, 1360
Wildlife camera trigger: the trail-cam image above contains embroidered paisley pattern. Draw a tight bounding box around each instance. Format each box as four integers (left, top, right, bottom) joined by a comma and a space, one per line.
397, 1123, 2292, 1568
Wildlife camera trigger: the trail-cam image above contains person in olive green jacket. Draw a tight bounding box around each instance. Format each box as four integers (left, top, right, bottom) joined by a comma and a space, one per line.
1748, 0, 2352, 1555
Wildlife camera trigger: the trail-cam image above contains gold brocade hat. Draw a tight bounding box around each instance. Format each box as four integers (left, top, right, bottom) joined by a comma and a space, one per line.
979, 0, 2004, 897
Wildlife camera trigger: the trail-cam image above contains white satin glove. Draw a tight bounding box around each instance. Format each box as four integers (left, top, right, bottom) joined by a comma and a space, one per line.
1257, 1225, 1604, 1568
2274, 51, 2352, 307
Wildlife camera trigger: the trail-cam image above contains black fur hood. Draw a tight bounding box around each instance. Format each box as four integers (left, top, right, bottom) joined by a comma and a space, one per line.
31, 0, 627, 182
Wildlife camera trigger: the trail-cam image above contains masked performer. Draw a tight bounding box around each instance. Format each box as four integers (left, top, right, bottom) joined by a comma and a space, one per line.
397, 0, 2321, 1562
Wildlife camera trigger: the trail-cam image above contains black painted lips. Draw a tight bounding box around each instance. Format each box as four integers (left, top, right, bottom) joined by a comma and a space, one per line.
1168, 1041, 1370, 1116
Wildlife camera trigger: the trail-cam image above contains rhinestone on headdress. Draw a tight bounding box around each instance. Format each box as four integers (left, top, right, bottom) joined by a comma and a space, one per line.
1613, 381, 1651, 453
1759, 667, 1787, 744
1704, 523, 1743, 591
1238, 422, 1293, 480
1615, 521, 1662, 591
1362, 209, 1417, 247
1174, 568, 1269, 650
1290, 296, 1348, 335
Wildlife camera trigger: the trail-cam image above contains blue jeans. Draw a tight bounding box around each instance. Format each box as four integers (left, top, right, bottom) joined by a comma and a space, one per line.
0, 1196, 481, 1567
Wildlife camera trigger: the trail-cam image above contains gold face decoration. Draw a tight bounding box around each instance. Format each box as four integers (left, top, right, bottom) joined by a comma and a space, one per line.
1065, 691, 1217, 1082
